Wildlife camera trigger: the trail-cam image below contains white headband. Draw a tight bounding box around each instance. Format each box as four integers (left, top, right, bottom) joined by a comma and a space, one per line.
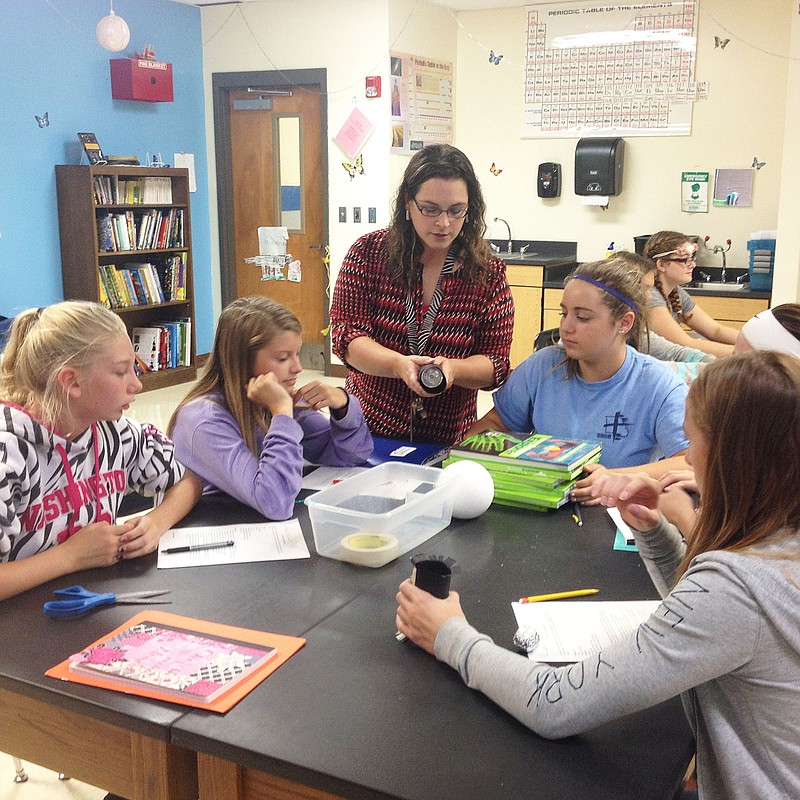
740, 308, 800, 357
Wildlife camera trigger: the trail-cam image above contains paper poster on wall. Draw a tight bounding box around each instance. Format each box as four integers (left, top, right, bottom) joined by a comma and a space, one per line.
390, 51, 453, 154
522, 1, 698, 139
173, 153, 196, 192
333, 107, 374, 159
681, 171, 708, 213
713, 169, 753, 207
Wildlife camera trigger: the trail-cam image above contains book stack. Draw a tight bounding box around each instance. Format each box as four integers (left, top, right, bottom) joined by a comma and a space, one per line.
133, 319, 192, 374
443, 430, 601, 511
97, 255, 186, 310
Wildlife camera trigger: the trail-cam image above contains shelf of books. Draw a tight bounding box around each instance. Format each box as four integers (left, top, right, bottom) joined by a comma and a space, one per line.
56, 164, 197, 391
444, 430, 602, 511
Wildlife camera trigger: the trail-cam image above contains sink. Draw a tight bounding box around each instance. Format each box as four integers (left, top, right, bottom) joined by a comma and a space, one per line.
496, 251, 538, 261
688, 282, 747, 292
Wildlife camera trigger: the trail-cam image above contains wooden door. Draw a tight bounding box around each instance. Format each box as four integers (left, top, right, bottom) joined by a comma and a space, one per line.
228, 85, 326, 367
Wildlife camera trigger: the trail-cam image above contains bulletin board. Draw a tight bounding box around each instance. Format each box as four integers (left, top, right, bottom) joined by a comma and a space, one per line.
522, 1, 699, 139
390, 52, 453, 153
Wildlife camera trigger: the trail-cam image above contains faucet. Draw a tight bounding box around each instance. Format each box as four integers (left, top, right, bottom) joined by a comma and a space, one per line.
494, 217, 512, 253
702, 236, 732, 281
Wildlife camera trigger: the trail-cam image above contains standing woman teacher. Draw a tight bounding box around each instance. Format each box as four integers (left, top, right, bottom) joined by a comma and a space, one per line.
330, 144, 514, 445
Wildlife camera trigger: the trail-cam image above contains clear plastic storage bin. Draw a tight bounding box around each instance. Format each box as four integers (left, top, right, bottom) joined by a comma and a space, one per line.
304, 463, 454, 567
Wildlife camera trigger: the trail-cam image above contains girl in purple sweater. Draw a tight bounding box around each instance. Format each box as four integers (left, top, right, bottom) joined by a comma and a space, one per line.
169, 297, 373, 519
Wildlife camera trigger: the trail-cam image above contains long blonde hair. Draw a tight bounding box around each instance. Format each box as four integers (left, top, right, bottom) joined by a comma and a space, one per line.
0, 301, 127, 429
168, 297, 302, 455
679, 351, 800, 577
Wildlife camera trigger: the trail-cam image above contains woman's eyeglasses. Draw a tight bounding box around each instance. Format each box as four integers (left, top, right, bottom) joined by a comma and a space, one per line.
412, 198, 468, 219
668, 256, 697, 265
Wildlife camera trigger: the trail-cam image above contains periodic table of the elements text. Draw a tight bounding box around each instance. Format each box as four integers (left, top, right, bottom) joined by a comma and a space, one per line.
522, 1, 702, 138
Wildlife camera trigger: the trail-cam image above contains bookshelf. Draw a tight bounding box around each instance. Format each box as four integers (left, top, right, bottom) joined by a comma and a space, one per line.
56, 165, 197, 391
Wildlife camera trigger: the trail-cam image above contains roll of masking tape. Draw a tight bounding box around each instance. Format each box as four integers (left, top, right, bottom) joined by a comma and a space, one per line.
340, 533, 400, 567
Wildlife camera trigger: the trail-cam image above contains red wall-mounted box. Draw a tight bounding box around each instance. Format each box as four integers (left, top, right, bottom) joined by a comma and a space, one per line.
110, 59, 174, 102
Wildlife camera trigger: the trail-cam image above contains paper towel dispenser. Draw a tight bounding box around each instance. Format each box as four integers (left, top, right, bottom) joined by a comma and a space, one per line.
574, 138, 625, 196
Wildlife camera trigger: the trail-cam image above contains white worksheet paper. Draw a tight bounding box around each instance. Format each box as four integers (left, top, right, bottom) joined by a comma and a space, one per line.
157, 520, 310, 569
301, 465, 368, 491
512, 600, 661, 662
607, 506, 635, 542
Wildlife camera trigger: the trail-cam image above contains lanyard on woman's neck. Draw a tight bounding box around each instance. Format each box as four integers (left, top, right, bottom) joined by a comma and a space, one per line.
405, 243, 459, 356
406, 243, 458, 438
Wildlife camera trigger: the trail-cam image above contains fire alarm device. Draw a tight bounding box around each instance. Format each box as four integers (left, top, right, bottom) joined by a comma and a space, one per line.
537, 162, 560, 198
77, 132, 106, 165
365, 76, 381, 98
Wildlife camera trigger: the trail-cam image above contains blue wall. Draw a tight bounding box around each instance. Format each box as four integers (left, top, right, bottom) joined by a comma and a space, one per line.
0, 0, 213, 353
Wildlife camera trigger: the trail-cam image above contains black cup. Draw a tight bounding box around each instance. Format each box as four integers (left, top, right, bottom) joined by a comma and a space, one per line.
412, 559, 452, 599
418, 363, 447, 395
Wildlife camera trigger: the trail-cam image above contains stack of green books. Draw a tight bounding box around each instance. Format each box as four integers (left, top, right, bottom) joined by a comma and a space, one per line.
443, 430, 601, 511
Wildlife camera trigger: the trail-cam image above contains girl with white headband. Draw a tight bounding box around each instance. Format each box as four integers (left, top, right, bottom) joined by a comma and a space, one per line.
644, 230, 739, 358
735, 304, 800, 357
467, 258, 690, 503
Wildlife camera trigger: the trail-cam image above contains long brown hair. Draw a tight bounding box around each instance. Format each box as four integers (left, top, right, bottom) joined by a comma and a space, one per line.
679, 351, 800, 577
168, 297, 302, 455
385, 143, 492, 290
643, 230, 693, 322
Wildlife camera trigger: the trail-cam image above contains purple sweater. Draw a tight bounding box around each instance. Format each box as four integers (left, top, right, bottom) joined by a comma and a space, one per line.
171, 392, 373, 519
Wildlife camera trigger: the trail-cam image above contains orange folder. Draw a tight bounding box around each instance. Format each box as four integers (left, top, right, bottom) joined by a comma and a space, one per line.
45, 610, 306, 714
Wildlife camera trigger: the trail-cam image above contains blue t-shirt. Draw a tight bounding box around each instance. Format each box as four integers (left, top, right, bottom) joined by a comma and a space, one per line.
493, 345, 689, 469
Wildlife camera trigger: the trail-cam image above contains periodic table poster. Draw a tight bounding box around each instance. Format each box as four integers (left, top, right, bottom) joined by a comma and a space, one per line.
522, 1, 699, 138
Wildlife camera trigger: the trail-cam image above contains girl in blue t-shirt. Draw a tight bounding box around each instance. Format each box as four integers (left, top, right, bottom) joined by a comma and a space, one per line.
468, 259, 689, 504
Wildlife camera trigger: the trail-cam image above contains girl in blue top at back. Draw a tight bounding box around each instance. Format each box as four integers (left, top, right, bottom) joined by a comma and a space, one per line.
168, 296, 373, 520
468, 258, 689, 503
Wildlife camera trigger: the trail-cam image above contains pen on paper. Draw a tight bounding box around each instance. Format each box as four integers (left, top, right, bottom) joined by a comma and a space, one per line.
572, 501, 583, 527
518, 588, 599, 604
163, 540, 235, 555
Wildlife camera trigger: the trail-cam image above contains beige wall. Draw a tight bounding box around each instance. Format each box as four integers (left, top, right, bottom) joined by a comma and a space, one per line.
200, 0, 799, 328
454, 1, 793, 280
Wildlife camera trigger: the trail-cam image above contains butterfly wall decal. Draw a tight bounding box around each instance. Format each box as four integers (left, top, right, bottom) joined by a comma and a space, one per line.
488, 50, 503, 65
489, 162, 503, 176
35, 112, 49, 128
714, 36, 731, 49
752, 156, 766, 170
342, 154, 364, 180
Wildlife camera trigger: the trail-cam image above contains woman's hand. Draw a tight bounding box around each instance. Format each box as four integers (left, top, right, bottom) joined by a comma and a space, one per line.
395, 579, 466, 654
61, 520, 135, 570
591, 472, 661, 532
246, 372, 294, 417
659, 469, 698, 495
293, 381, 348, 412
392, 354, 437, 395
571, 462, 608, 505
118, 515, 162, 559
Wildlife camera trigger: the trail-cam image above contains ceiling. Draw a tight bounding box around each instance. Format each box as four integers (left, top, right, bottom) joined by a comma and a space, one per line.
167, 0, 536, 9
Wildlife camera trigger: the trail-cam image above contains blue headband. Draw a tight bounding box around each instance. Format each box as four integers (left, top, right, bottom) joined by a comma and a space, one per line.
571, 274, 638, 314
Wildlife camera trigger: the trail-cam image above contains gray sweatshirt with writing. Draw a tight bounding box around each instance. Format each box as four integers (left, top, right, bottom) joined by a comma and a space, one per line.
435, 518, 800, 799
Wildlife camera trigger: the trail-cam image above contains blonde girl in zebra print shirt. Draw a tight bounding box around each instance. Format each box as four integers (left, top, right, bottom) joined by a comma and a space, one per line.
0, 301, 200, 601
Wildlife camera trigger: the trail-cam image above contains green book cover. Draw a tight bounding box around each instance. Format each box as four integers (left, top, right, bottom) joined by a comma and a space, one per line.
500, 434, 601, 473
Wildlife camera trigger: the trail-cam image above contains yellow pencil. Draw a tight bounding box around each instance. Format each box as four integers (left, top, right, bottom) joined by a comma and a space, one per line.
518, 588, 599, 604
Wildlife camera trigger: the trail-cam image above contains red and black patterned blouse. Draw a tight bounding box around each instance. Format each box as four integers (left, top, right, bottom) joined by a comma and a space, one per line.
330, 228, 514, 445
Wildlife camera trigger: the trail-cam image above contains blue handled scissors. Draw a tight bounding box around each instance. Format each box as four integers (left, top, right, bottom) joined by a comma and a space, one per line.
43, 585, 172, 618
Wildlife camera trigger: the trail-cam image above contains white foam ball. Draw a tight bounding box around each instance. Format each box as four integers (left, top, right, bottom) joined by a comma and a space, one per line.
441, 460, 494, 519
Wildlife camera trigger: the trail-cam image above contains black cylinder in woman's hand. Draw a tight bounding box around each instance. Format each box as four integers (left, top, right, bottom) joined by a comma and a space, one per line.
418, 363, 447, 394
411, 559, 452, 599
